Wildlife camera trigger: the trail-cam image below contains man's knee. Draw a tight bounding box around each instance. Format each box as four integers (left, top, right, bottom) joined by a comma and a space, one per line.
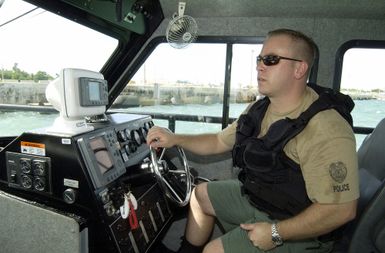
192, 182, 215, 216
194, 182, 208, 203
203, 238, 224, 253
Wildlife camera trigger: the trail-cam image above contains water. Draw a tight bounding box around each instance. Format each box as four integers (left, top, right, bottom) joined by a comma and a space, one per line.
1, 100, 385, 148
0, 111, 58, 136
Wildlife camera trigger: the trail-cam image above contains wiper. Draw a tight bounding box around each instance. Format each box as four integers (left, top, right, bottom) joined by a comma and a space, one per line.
0, 7, 39, 28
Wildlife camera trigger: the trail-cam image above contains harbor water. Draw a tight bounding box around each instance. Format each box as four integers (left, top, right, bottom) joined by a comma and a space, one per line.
1, 100, 385, 149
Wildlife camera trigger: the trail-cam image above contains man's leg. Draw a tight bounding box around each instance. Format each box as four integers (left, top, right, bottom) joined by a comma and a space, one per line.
203, 238, 224, 253
185, 182, 216, 246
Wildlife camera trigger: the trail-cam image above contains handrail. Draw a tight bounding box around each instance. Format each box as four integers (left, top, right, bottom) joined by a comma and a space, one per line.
0, 104, 235, 132
0, 103, 57, 113
109, 109, 237, 132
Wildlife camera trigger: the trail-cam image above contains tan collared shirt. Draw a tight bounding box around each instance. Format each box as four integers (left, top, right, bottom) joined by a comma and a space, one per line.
219, 86, 359, 204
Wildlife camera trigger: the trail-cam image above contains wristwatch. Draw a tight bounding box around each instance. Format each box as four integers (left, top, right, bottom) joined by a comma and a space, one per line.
271, 223, 283, 246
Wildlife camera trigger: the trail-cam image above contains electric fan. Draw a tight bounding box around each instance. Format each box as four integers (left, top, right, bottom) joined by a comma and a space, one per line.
166, 2, 198, 49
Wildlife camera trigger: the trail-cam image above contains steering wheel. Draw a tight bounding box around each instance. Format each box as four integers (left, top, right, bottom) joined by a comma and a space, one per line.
150, 146, 192, 207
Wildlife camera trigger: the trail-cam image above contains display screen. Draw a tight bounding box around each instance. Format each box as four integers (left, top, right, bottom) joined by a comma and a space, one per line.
79, 77, 108, 106
89, 137, 114, 174
88, 81, 101, 101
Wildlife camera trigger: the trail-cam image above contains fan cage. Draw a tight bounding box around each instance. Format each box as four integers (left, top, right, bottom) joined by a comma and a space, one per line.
166, 15, 198, 49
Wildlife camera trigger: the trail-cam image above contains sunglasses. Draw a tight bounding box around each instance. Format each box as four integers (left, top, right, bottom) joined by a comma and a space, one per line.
256, 55, 302, 66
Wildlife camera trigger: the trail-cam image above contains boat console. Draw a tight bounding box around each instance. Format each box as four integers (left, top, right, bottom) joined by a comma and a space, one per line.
0, 69, 189, 253
0, 113, 175, 253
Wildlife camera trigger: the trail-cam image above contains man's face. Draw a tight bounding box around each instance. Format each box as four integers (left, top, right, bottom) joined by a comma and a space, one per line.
257, 35, 300, 98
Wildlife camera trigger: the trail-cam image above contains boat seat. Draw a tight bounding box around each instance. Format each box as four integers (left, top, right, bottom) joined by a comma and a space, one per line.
333, 118, 385, 253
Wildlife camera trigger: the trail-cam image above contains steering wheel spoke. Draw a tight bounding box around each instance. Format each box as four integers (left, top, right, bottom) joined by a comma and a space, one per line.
161, 177, 184, 203
168, 169, 188, 175
159, 147, 166, 160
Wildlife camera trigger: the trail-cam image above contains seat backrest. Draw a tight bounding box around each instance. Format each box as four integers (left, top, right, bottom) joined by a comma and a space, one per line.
357, 118, 385, 181
347, 118, 385, 253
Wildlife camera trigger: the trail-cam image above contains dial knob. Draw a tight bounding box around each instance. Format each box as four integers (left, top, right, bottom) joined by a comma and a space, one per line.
33, 160, 46, 176
63, 188, 77, 204
128, 140, 137, 153
33, 176, 46, 191
21, 174, 33, 189
20, 159, 31, 174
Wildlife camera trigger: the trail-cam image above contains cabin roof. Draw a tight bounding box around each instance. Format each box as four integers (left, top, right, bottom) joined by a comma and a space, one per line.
160, 0, 385, 20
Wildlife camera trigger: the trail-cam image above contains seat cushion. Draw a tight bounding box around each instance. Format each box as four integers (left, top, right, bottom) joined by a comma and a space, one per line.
375, 223, 385, 253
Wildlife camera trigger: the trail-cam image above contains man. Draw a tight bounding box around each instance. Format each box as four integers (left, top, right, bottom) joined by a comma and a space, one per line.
147, 29, 359, 253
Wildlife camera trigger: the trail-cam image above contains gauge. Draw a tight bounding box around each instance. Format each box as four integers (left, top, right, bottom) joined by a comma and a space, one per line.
20, 174, 33, 189
63, 188, 77, 204
139, 127, 147, 142
33, 160, 46, 176
144, 121, 153, 131
117, 130, 127, 142
125, 128, 131, 140
20, 158, 31, 174
131, 130, 142, 146
143, 122, 150, 132
33, 176, 46, 191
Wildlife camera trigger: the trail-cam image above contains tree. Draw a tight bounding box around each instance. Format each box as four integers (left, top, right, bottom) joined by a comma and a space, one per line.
11, 63, 30, 80
1, 63, 53, 82
33, 71, 53, 82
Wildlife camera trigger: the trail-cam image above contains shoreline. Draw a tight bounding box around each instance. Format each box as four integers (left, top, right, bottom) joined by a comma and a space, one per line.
0, 81, 384, 106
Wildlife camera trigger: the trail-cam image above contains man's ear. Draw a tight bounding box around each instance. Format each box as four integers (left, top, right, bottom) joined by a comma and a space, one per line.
294, 61, 309, 79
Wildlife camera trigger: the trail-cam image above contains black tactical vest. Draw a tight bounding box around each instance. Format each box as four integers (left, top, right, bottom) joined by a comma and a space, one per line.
233, 83, 354, 220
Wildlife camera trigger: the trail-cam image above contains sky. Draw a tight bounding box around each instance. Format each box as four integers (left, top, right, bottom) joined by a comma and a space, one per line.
341, 49, 385, 91
1, 0, 385, 91
0, 0, 117, 76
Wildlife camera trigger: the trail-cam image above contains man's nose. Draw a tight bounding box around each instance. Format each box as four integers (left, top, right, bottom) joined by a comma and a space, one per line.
257, 62, 265, 72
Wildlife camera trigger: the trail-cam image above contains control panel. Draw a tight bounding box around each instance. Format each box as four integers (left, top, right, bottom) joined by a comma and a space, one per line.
114, 119, 153, 168
0, 113, 174, 253
6, 152, 52, 194
100, 183, 171, 253
77, 114, 154, 190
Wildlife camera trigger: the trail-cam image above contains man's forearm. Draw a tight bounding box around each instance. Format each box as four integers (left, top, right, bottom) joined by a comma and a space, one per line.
278, 200, 357, 241
174, 133, 231, 155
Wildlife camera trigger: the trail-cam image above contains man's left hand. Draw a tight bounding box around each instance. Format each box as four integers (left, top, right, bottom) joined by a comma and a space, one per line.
240, 222, 276, 251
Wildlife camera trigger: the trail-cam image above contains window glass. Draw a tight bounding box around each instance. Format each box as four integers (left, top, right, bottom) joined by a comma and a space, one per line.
340, 48, 385, 147
112, 43, 227, 134
0, 0, 118, 137
229, 44, 263, 118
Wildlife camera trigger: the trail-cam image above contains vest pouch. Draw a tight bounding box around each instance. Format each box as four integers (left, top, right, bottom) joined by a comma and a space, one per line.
235, 114, 255, 151
241, 175, 293, 219
232, 144, 246, 168
243, 139, 276, 173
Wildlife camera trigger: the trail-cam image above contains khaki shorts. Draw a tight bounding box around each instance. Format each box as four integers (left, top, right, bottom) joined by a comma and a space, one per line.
207, 179, 334, 253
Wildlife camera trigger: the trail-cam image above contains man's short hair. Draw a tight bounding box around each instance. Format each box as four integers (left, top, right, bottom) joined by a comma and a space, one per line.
267, 28, 316, 68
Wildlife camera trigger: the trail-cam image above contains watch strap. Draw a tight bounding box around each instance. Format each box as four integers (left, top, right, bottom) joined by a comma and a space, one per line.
271, 223, 283, 246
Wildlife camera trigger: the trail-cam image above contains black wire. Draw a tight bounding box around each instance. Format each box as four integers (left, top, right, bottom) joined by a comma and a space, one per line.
0, 7, 39, 28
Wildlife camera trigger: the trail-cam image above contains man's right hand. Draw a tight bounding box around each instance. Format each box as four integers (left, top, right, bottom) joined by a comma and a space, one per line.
146, 126, 176, 148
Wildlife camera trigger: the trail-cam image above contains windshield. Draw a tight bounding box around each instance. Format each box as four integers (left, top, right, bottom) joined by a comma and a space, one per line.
0, 0, 118, 136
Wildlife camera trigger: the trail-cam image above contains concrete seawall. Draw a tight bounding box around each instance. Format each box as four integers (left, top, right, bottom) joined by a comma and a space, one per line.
0, 82, 48, 105
0, 81, 258, 106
